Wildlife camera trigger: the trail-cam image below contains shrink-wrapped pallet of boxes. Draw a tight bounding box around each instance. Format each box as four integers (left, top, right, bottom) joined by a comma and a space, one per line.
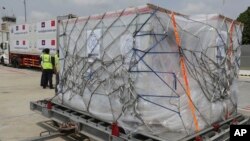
54, 4, 243, 140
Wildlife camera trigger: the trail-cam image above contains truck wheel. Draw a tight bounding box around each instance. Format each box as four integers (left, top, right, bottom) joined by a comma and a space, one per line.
15, 60, 20, 68
12, 58, 20, 68
13, 60, 17, 68
0, 57, 4, 65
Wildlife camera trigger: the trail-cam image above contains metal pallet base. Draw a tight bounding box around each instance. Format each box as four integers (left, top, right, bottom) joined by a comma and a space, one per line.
30, 100, 249, 141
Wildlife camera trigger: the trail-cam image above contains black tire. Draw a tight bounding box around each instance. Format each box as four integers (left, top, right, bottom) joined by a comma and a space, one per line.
11, 59, 15, 67
0, 57, 4, 65
13, 60, 17, 68
12, 58, 20, 68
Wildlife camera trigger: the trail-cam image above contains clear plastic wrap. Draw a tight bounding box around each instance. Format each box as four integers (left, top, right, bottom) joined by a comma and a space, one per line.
54, 4, 243, 140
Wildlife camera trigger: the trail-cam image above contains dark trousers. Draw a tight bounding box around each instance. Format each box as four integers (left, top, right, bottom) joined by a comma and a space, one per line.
55, 73, 59, 93
43, 69, 53, 88
40, 70, 45, 86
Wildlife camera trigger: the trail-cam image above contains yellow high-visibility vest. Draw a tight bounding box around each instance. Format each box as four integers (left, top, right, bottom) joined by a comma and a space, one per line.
54, 53, 60, 72
42, 54, 53, 69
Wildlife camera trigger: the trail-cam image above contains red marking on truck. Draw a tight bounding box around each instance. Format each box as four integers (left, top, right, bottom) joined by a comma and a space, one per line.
51, 40, 55, 46
51, 20, 55, 27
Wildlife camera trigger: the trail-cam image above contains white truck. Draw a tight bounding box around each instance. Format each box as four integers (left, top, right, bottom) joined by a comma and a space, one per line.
0, 30, 9, 64
0, 20, 57, 67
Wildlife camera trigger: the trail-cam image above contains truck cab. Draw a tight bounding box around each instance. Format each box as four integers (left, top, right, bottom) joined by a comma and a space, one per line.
0, 41, 9, 65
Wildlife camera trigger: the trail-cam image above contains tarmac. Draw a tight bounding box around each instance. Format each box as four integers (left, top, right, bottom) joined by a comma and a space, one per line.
0, 66, 65, 141
0, 65, 249, 141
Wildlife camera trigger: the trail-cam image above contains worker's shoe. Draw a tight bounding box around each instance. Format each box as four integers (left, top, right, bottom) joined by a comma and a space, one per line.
50, 87, 54, 89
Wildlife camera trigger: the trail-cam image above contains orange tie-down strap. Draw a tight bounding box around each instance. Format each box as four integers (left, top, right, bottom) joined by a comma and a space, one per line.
228, 21, 234, 59
171, 13, 200, 132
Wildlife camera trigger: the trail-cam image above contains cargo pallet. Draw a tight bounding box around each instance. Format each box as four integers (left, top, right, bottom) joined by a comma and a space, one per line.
30, 100, 249, 141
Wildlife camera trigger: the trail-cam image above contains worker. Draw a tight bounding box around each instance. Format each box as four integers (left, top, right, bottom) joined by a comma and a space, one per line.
41, 48, 54, 89
54, 49, 60, 93
40, 49, 45, 87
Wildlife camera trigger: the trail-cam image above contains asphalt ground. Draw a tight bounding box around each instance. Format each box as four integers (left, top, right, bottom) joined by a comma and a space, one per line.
0, 66, 67, 141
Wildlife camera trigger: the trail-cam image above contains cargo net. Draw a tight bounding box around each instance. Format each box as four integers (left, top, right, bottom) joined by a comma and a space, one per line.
55, 6, 242, 138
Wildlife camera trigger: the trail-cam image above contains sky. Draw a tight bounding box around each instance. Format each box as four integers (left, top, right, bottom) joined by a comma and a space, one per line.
0, 0, 249, 24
